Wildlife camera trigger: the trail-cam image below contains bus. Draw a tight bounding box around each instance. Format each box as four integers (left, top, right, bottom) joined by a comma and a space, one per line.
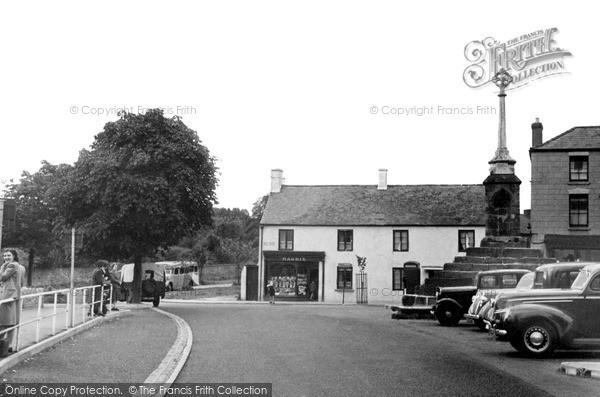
155, 261, 199, 291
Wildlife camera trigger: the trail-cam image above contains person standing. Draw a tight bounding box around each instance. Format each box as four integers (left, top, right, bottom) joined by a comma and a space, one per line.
0, 249, 22, 352
107, 263, 121, 311
91, 260, 110, 316
267, 281, 275, 304
309, 280, 317, 301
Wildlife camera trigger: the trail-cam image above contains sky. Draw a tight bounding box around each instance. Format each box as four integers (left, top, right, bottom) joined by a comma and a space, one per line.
0, 1, 595, 212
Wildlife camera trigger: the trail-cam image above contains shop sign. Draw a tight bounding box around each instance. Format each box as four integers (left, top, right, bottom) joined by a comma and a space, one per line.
281, 257, 307, 262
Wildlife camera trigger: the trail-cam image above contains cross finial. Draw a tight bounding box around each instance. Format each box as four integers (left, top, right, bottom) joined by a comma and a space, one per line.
492, 69, 513, 93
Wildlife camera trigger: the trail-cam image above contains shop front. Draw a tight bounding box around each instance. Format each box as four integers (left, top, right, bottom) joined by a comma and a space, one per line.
263, 251, 325, 301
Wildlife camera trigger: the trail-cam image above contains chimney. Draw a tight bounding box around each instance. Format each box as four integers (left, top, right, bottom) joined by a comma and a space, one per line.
378, 168, 388, 190
531, 118, 543, 147
271, 169, 283, 193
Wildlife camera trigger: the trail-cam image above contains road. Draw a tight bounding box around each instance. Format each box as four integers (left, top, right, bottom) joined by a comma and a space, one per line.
160, 303, 600, 397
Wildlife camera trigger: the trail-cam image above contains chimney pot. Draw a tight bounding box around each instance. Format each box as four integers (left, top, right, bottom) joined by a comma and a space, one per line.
378, 168, 388, 190
271, 169, 283, 193
531, 118, 543, 148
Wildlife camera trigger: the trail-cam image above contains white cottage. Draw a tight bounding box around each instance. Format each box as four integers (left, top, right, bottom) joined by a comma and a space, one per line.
241, 169, 486, 305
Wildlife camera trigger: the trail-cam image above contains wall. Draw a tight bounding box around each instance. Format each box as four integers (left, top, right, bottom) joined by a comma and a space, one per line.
260, 225, 485, 305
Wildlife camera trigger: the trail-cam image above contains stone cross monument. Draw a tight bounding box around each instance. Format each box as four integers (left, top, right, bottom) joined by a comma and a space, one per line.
482, 69, 522, 241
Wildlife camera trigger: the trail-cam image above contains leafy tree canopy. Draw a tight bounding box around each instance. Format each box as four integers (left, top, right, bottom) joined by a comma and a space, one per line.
55, 109, 218, 262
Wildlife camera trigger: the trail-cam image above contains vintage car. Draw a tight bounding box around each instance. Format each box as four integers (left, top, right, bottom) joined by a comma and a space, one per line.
120, 263, 167, 307
432, 269, 530, 326
489, 263, 600, 356
482, 262, 588, 327
465, 270, 533, 330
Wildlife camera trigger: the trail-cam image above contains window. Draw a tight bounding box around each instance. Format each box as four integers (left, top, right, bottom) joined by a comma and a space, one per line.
392, 268, 404, 290
393, 230, 409, 252
337, 265, 353, 289
569, 194, 588, 227
278, 229, 294, 250
479, 275, 499, 288
337, 230, 353, 251
501, 274, 518, 288
458, 230, 475, 252
570, 156, 589, 181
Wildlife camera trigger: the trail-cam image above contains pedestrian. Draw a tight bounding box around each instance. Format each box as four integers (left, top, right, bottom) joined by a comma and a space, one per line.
0, 249, 22, 353
107, 263, 121, 311
267, 281, 275, 304
309, 280, 317, 301
91, 260, 110, 316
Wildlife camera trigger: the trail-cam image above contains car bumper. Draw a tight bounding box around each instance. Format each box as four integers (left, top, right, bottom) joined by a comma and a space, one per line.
487, 321, 509, 341
464, 313, 480, 320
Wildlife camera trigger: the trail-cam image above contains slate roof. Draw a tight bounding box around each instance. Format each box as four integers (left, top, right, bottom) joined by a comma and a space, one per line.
532, 126, 600, 151
260, 185, 486, 226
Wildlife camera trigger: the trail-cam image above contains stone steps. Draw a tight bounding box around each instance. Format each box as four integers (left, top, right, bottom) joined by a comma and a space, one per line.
465, 247, 543, 258
443, 262, 540, 272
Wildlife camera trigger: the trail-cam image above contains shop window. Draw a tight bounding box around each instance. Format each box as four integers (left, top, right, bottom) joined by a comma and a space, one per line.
569, 194, 588, 227
393, 230, 409, 252
392, 267, 403, 290
570, 156, 589, 181
279, 229, 294, 250
458, 230, 475, 252
338, 230, 353, 251
337, 265, 353, 289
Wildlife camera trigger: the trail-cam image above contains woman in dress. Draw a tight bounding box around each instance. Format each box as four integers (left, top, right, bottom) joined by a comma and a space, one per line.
0, 249, 22, 352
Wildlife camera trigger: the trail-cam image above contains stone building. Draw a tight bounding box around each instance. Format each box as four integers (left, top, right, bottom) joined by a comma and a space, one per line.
530, 121, 600, 260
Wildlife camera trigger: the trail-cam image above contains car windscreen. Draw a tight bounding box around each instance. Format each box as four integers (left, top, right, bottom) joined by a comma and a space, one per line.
571, 270, 589, 290
515, 273, 534, 289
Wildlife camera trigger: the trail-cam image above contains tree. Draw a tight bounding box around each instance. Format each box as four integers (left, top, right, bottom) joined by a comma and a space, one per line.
54, 109, 218, 302
4, 161, 72, 286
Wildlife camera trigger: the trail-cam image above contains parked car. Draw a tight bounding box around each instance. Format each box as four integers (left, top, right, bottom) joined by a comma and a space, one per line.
120, 263, 167, 307
490, 263, 600, 356
433, 269, 530, 326
465, 270, 533, 330
482, 262, 588, 328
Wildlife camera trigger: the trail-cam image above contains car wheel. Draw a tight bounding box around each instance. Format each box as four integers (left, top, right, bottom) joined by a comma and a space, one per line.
512, 321, 557, 357
435, 304, 462, 326
153, 295, 160, 307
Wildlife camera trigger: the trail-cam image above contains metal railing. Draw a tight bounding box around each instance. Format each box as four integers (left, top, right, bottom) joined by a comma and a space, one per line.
0, 284, 113, 353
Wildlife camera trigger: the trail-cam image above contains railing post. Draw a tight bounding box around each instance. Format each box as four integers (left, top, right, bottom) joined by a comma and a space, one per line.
52, 293, 57, 335
15, 298, 23, 352
83, 288, 88, 323
66, 290, 71, 330
36, 295, 43, 343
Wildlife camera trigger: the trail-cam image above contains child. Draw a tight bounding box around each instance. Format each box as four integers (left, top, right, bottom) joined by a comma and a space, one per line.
267, 281, 275, 304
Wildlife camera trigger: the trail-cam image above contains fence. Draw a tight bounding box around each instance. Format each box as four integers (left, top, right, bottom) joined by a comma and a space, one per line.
0, 284, 114, 353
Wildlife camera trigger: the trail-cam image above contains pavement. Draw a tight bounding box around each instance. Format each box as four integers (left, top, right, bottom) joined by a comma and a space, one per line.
0, 300, 192, 393
0, 297, 598, 389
